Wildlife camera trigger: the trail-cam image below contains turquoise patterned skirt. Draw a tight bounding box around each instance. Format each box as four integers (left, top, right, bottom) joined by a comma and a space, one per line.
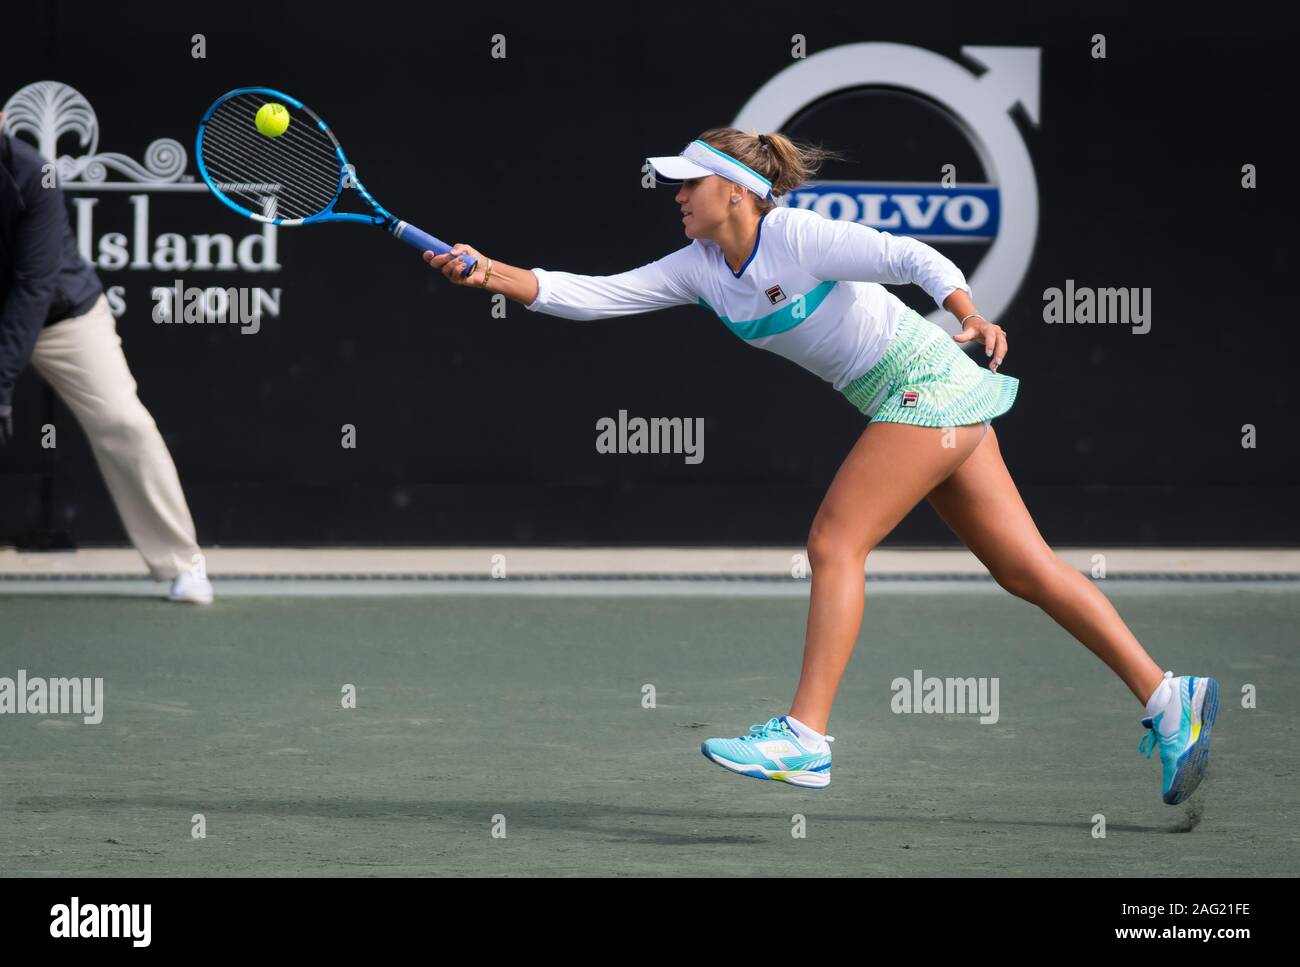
841, 308, 1019, 427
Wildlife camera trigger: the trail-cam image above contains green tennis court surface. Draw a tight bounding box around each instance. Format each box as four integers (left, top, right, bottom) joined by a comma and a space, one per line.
1, 586, 1296, 876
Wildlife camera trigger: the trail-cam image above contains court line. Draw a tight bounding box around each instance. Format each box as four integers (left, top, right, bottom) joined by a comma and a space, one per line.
3, 546, 1299, 578
2, 575, 1299, 597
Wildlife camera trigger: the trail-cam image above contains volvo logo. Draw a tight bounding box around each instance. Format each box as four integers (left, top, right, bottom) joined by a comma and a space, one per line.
734, 43, 1040, 330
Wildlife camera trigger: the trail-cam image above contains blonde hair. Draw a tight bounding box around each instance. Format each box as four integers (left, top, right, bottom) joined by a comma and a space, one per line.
693, 127, 846, 211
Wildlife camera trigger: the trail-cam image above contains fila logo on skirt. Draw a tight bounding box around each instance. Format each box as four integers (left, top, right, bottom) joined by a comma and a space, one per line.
765, 284, 786, 305
900, 390, 920, 408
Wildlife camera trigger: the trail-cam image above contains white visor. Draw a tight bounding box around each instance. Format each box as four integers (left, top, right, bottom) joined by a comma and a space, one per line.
646, 139, 773, 200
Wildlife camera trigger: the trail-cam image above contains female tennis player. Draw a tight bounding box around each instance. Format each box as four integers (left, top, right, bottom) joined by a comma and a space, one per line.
423, 129, 1218, 805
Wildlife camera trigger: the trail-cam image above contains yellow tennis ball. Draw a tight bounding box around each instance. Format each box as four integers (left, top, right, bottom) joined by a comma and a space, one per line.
255, 103, 290, 138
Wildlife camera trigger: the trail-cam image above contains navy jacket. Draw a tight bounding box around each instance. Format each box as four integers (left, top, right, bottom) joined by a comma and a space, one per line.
0, 132, 103, 407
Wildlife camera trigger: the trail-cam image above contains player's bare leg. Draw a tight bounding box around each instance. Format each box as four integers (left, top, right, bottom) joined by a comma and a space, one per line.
787, 421, 989, 733
924, 425, 1165, 704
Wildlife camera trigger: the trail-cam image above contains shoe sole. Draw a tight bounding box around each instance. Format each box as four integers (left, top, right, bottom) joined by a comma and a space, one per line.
1166, 677, 1218, 805
702, 747, 830, 788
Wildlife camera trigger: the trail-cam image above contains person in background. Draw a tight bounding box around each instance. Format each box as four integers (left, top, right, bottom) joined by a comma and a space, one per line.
0, 109, 212, 603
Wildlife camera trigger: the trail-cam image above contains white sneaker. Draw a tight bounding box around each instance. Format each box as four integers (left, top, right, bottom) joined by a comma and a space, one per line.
169, 554, 214, 604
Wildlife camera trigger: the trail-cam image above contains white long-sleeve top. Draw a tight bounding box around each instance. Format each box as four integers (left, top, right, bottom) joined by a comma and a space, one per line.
524, 205, 971, 390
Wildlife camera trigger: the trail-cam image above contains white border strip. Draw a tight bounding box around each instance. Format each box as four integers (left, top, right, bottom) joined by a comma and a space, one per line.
4, 578, 1299, 598
2, 547, 1299, 577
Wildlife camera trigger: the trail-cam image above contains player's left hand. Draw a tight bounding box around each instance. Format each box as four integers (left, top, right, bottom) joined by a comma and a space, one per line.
953, 316, 1007, 373
0, 404, 13, 446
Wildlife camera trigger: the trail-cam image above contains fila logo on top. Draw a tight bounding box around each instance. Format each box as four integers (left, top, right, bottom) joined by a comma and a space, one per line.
733, 44, 1040, 333
765, 284, 787, 305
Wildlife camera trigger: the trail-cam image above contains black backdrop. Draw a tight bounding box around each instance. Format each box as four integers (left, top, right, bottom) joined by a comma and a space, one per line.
1, 0, 1295, 547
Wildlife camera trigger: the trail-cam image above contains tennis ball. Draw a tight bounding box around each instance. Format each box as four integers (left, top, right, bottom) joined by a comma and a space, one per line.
255, 103, 290, 138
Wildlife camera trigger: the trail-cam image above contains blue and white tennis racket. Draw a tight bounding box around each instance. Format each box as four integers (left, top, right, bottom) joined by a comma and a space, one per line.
196, 87, 475, 276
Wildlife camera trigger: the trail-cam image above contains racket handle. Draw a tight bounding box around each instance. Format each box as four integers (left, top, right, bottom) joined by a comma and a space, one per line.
391, 220, 477, 276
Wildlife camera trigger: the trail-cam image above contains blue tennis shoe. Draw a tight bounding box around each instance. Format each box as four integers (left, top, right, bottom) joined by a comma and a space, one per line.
701, 715, 833, 788
1138, 673, 1219, 805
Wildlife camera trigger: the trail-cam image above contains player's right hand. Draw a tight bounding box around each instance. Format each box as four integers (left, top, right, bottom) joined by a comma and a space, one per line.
0, 404, 13, 446
423, 244, 489, 287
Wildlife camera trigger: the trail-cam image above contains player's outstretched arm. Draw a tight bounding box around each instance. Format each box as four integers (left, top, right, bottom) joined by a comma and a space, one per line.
426, 241, 700, 323
424, 245, 537, 305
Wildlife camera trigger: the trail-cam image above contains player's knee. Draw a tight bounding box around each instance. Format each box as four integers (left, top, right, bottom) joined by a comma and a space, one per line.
806, 516, 870, 568
993, 554, 1061, 602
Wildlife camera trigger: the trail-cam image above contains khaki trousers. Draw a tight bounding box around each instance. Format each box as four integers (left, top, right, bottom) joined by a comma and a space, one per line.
28, 294, 201, 580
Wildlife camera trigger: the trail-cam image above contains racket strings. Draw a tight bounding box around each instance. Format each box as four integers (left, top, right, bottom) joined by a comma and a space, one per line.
202, 126, 327, 217
202, 127, 332, 220
202, 100, 338, 216
203, 115, 335, 219
201, 93, 342, 221
204, 106, 336, 187
202, 123, 329, 219
204, 115, 328, 191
